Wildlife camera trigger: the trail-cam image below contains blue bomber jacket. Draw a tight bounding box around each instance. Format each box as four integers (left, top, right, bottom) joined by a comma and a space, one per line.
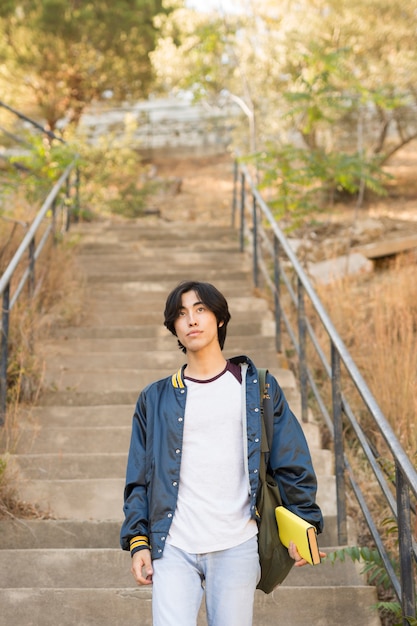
120, 355, 323, 559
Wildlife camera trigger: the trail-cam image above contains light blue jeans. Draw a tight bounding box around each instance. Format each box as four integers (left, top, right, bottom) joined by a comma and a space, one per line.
152, 536, 261, 626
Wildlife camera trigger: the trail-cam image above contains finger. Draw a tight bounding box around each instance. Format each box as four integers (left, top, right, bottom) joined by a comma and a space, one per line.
131, 564, 153, 585
288, 541, 301, 560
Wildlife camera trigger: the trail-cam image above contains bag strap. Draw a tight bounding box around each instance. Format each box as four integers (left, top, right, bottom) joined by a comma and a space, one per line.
257, 367, 269, 482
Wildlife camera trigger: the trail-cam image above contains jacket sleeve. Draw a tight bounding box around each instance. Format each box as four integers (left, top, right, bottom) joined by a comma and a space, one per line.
266, 373, 324, 534
120, 389, 150, 553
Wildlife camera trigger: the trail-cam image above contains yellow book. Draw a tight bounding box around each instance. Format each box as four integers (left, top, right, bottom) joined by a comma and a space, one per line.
275, 506, 321, 566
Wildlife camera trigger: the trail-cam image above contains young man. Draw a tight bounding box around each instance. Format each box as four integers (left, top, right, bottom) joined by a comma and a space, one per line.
120, 280, 323, 626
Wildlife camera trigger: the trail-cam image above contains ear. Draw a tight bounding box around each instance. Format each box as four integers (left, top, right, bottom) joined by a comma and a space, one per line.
218, 320, 224, 328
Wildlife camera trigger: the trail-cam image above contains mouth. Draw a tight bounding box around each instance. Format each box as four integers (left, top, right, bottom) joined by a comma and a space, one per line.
187, 330, 202, 337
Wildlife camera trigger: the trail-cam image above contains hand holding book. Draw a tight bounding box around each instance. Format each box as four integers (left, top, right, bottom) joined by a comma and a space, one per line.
288, 540, 327, 567
275, 506, 326, 567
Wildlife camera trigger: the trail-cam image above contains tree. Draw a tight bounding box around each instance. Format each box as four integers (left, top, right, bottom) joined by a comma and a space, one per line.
151, 0, 417, 213
0, 0, 174, 131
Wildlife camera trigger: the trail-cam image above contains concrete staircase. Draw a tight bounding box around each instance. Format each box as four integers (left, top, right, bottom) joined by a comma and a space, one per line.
0, 219, 381, 625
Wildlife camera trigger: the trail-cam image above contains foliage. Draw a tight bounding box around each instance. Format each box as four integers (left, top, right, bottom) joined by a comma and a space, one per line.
0, 0, 173, 130
327, 545, 396, 588
377, 603, 417, 626
6, 134, 77, 203
151, 0, 417, 204
76, 135, 156, 219
327, 545, 417, 625
253, 144, 390, 222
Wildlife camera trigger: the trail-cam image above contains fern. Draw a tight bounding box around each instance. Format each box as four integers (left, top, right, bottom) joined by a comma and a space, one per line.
327, 546, 416, 624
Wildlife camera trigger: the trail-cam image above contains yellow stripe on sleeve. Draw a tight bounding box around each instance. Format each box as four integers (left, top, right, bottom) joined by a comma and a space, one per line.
130, 536, 149, 552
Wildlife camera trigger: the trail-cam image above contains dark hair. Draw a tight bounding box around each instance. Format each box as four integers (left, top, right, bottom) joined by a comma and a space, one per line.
164, 281, 231, 353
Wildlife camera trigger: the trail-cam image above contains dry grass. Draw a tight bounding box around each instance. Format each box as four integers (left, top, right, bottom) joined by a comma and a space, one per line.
316, 255, 417, 455
0, 222, 84, 519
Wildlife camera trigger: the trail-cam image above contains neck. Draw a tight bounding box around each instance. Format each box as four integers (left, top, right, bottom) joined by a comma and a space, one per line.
185, 349, 227, 381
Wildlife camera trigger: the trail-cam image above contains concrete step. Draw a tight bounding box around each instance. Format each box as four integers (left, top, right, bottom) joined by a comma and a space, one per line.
36, 361, 295, 407
11, 447, 333, 480
17, 477, 124, 520
0, 519, 122, 549
42, 368, 178, 393
11, 453, 129, 479
76, 223, 238, 240
41, 320, 276, 339
39, 335, 278, 354
42, 363, 296, 394
0, 515, 351, 550
73, 280, 256, 299
77, 258, 250, 274
37, 389, 139, 407
15, 427, 132, 455
16, 413, 321, 459
83, 268, 251, 285
20, 404, 134, 427
79, 308, 272, 327
38, 349, 283, 373
0, 585, 381, 626
14, 475, 337, 520
82, 294, 270, 315
0, 547, 365, 589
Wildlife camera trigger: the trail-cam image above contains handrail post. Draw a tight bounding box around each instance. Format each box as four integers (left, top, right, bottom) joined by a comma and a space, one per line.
239, 172, 245, 252
274, 237, 281, 353
396, 465, 415, 624
28, 239, 35, 297
232, 159, 238, 228
0, 284, 10, 426
332, 344, 348, 544
65, 174, 71, 232
297, 278, 308, 422
72, 166, 80, 225
252, 194, 259, 288
51, 198, 57, 243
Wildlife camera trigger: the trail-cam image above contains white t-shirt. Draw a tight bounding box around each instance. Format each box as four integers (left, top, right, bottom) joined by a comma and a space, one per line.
167, 362, 258, 553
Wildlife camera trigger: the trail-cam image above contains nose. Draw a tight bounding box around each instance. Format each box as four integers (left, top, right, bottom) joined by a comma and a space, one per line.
188, 313, 197, 326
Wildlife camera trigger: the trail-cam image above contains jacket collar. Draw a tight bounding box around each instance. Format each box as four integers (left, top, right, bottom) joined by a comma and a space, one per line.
171, 356, 255, 389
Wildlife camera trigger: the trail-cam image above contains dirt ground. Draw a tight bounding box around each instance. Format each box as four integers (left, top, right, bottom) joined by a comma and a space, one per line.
147, 147, 417, 260
147, 153, 235, 225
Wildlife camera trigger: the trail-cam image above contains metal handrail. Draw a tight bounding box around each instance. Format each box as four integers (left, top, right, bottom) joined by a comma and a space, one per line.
0, 102, 79, 425
233, 158, 416, 624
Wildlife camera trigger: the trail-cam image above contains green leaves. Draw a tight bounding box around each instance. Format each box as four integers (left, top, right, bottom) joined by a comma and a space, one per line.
253, 143, 390, 223
326, 544, 397, 589
0, 0, 170, 130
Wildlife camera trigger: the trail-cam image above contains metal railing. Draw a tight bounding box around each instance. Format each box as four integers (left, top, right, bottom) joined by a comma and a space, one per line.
233, 158, 417, 625
0, 101, 79, 425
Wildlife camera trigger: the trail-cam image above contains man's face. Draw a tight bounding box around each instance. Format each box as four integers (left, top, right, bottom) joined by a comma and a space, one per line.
173, 290, 222, 354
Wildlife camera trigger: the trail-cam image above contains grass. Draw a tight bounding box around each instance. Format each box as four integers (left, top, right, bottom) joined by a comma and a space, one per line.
0, 223, 84, 519
298, 253, 417, 626
316, 254, 417, 456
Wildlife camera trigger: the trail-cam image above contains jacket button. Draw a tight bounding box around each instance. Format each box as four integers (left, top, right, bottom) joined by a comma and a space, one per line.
175, 449, 180, 454
181, 389, 185, 394
254, 469, 258, 474
178, 417, 183, 422
254, 407, 259, 412
173, 481, 178, 487
168, 513, 173, 518
253, 379, 258, 383
255, 438, 259, 443
161, 536, 166, 541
